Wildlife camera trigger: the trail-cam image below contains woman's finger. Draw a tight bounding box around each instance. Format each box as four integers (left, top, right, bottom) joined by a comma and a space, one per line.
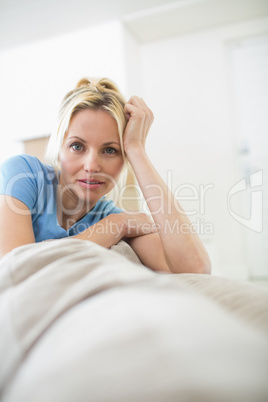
126, 96, 153, 117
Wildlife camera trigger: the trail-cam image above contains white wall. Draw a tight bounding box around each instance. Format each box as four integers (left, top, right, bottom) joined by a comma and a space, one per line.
0, 21, 127, 162
139, 16, 268, 278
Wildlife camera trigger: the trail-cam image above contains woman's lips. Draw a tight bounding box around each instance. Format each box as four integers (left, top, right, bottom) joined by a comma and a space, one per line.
77, 179, 104, 189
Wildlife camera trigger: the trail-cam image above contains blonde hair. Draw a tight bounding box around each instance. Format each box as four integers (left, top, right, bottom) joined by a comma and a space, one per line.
46, 77, 127, 168
45, 77, 130, 203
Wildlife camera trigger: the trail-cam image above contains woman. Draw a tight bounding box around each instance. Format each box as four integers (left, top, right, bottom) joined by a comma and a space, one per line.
0, 77, 211, 274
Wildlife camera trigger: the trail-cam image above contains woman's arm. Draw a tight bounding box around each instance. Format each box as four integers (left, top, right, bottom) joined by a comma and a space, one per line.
123, 97, 211, 274
73, 212, 156, 249
0, 195, 156, 258
125, 233, 170, 273
0, 195, 36, 258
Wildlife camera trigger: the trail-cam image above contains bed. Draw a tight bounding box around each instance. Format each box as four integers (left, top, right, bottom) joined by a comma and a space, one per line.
0, 238, 268, 402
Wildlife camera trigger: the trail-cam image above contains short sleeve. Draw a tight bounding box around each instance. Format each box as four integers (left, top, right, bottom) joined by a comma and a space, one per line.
0, 155, 39, 211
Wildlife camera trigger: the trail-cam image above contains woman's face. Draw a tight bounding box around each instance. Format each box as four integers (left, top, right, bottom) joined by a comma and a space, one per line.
59, 108, 124, 211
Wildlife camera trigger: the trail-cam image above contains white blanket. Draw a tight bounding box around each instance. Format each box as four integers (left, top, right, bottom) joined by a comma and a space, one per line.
0, 238, 267, 402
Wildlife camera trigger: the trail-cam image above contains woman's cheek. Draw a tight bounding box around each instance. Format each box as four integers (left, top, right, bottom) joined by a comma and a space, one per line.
60, 151, 77, 169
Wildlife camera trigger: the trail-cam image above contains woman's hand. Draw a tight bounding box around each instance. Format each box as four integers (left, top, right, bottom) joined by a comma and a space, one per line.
74, 212, 157, 249
123, 96, 154, 154
118, 212, 158, 239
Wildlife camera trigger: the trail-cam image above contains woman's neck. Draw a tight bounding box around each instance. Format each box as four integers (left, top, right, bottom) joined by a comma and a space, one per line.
56, 187, 94, 230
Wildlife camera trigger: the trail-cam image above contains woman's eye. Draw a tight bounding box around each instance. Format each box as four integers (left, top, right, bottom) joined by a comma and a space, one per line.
104, 147, 117, 155
71, 143, 83, 151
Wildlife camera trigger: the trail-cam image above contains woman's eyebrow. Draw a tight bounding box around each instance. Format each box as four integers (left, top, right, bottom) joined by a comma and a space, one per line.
67, 136, 120, 146
67, 136, 87, 144
103, 141, 120, 146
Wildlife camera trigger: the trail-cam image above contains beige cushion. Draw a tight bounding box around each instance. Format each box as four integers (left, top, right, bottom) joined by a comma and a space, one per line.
112, 241, 268, 336
171, 273, 268, 336
0, 239, 267, 402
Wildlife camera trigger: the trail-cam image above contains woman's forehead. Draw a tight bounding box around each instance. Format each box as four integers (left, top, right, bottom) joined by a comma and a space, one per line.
66, 109, 119, 142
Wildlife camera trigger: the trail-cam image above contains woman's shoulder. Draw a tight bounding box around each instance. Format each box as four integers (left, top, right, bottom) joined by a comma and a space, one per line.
1, 153, 44, 167
1, 154, 55, 177
0, 154, 57, 209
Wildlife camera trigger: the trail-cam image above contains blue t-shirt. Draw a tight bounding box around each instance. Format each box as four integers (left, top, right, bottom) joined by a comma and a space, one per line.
0, 154, 122, 242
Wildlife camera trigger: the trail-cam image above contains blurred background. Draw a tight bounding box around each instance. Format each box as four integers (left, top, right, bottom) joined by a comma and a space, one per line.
0, 0, 267, 281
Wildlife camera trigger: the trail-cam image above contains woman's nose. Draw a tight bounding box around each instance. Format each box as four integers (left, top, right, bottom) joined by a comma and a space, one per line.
83, 151, 101, 173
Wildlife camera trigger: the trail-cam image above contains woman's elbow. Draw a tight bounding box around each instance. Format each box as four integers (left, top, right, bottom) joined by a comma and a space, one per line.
194, 255, 212, 274
181, 254, 212, 275
168, 256, 212, 275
